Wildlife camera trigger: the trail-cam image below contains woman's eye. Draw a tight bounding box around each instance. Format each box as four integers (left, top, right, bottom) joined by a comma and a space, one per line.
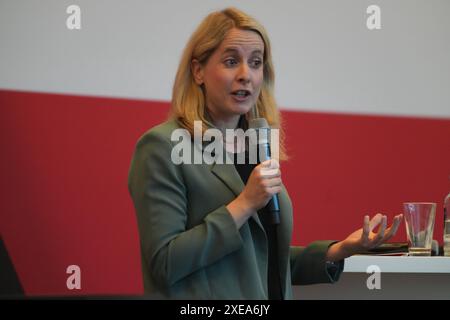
251, 59, 262, 68
224, 58, 238, 66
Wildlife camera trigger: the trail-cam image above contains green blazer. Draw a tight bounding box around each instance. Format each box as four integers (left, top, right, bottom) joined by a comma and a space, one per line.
128, 120, 341, 299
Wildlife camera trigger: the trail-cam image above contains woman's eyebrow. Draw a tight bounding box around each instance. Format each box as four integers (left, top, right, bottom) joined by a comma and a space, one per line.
250, 49, 264, 56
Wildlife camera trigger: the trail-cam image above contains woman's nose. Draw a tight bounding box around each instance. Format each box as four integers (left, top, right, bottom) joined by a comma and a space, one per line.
237, 63, 250, 83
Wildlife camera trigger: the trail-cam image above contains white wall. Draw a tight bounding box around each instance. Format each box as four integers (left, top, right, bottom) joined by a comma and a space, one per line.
1, 0, 449, 117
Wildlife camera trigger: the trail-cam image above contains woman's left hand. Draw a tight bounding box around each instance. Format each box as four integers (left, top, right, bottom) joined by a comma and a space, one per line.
326, 213, 403, 262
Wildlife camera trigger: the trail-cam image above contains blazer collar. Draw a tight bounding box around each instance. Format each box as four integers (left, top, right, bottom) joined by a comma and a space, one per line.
210, 159, 244, 197
210, 157, 264, 231
203, 114, 264, 231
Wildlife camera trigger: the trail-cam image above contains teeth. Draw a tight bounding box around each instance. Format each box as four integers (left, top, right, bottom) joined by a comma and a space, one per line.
234, 90, 248, 96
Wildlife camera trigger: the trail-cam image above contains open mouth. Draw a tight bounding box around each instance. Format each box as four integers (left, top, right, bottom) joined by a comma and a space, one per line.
231, 90, 251, 98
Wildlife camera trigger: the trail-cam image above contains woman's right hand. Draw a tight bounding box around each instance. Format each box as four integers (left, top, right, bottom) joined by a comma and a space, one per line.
240, 159, 282, 211
226, 159, 282, 228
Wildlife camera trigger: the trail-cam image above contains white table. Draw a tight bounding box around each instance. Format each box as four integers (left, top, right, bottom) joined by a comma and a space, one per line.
293, 256, 450, 299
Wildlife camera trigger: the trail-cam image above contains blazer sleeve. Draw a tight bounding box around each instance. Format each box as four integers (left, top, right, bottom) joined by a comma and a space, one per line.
289, 241, 344, 285
128, 130, 243, 288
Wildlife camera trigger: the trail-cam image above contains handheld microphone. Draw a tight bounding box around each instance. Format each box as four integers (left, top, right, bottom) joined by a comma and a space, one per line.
248, 117, 281, 225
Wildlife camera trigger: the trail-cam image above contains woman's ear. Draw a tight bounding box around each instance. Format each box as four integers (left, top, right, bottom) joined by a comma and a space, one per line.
191, 59, 204, 85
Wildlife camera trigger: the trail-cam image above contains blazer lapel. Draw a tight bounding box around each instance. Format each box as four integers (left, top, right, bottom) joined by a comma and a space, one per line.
201, 116, 265, 232
210, 161, 243, 196
210, 159, 264, 231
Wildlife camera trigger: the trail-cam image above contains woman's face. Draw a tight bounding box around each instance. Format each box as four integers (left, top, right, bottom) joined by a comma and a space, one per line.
192, 28, 265, 126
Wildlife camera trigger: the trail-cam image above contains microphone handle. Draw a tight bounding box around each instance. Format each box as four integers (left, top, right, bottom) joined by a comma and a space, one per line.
259, 137, 281, 225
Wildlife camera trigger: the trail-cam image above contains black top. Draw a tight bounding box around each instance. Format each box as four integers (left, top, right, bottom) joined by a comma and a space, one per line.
233, 152, 283, 300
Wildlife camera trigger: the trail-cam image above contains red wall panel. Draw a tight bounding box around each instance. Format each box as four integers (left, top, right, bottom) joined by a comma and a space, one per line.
1, 89, 449, 295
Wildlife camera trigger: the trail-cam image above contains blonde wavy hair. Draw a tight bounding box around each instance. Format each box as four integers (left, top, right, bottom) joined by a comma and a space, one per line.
170, 7, 287, 160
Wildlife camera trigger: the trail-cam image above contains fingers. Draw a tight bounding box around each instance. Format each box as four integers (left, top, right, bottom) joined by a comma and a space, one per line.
362, 215, 370, 244
260, 168, 281, 179
368, 213, 403, 248
257, 160, 281, 181
252, 161, 283, 195
263, 177, 282, 188
261, 169, 282, 194
266, 185, 282, 195
368, 213, 383, 231
379, 214, 403, 243
243, 160, 282, 211
261, 159, 279, 169
371, 215, 387, 246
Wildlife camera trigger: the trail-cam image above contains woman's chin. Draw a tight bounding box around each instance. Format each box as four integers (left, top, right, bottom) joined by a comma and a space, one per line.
230, 102, 253, 115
